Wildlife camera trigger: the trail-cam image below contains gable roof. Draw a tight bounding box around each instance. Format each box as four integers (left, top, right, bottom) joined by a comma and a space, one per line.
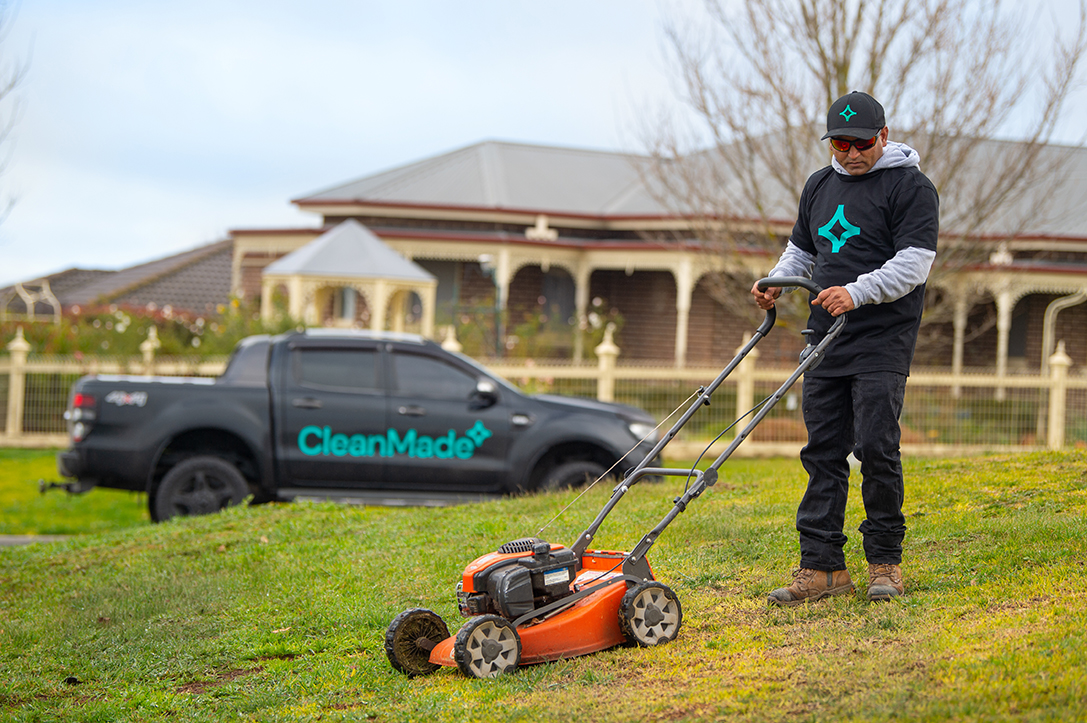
263, 220, 435, 282
293, 141, 671, 218
61, 240, 234, 311
292, 137, 1087, 239
108, 242, 234, 312
1, 240, 234, 315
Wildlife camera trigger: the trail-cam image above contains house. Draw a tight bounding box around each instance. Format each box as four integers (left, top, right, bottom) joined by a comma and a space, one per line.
6, 139, 1086, 373
232, 139, 1087, 373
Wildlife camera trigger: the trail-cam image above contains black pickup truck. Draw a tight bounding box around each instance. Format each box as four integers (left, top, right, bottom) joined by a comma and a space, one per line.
56, 330, 660, 521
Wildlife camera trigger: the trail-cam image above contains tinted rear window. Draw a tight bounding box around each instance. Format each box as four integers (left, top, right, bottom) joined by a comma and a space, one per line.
293, 349, 380, 392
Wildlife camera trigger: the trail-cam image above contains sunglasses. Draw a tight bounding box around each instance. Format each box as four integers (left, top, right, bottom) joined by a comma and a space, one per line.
829, 134, 880, 153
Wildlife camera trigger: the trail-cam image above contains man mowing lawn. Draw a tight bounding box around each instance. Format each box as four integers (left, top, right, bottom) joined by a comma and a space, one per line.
751, 91, 939, 606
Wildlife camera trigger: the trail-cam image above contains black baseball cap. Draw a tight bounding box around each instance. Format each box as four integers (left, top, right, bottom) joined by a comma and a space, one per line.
822, 91, 886, 140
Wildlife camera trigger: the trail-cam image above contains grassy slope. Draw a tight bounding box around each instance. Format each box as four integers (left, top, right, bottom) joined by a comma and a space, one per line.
1, 452, 1085, 722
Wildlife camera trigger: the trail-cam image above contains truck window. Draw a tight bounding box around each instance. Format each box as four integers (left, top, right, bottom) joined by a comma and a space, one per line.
218, 335, 270, 386
293, 349, 380, 392
392, 353, 476, 400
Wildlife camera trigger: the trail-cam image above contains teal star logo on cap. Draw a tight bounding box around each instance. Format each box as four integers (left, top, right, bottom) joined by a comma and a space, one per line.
840, 105, 856, 121
818, 205, 860, 252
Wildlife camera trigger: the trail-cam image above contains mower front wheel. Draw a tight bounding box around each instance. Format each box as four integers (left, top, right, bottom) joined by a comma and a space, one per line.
619, 581, 683, 647
453, 615, 521, 678
385, 608, 450, 677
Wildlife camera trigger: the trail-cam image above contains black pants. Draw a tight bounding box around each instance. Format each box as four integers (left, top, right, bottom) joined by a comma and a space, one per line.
797, 372, 907, 571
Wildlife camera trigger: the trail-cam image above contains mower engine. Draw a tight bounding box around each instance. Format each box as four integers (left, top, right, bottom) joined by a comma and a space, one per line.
457, 537, 580, 620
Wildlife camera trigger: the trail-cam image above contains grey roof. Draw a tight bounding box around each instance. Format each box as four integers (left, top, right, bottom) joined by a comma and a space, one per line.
263, 220, 435, 282
294, 137, 1087, 239
111, 243, 233, 313
62, 240, 234, 308
928, 137, 1087, 238
1, 240, 234, 314
295, 141, 672, 217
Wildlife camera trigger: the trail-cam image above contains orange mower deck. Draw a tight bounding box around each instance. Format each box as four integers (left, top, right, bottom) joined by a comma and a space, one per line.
429, 552, 633, 668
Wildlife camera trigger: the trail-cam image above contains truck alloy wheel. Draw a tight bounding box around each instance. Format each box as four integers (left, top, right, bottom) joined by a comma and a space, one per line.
385, 608, 449, 677
453, 615, 521, 678
541, 460, 606, 492
619, 581, 682, 646
152, 456, 249, 522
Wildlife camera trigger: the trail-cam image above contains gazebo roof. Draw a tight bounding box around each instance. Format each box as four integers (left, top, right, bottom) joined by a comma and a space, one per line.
263, 220, 434, 283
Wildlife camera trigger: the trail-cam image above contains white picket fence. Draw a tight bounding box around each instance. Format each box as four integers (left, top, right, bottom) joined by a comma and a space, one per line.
2, 328, 1085, 456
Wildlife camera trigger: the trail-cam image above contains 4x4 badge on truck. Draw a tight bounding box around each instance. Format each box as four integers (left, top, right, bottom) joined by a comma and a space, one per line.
105, 391, 148, 407
298, 421, 493, 460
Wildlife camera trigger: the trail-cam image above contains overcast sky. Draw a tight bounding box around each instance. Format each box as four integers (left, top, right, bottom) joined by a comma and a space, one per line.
1, 0, 1085, 286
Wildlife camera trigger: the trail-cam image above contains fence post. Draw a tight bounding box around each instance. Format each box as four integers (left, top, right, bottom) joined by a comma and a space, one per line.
1046, 341, 1072, 450
140, 327, 160, 376
440, 325, 462, 353
735, 333, 758, 424
595, 323, 619, 402
5, 327, 31, 438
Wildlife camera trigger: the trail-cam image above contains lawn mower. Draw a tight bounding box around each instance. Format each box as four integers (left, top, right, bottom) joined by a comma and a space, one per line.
385, 277, 846, 678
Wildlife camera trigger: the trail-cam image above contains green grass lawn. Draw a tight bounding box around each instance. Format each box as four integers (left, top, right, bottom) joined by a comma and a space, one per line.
0, 449, 149, 535
1, 451, 1085, 722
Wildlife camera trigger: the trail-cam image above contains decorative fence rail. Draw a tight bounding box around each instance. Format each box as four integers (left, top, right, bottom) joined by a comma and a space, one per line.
2, 328, 1085, 456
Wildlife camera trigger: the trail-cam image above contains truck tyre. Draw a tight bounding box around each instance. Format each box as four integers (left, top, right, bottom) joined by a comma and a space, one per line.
151, 456, 249, 522
540, 460, 606, 492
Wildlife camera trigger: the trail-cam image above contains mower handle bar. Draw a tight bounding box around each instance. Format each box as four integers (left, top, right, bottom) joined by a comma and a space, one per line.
591, 309, 847, 572
570, 280, 848, 566
757, 275, 824, 297
572, 288, 777, 558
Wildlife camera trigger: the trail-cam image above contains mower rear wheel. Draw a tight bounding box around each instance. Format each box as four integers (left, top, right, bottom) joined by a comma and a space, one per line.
619, 581, 683, 646
453, 615, 521, 678
385, 608, 450, 677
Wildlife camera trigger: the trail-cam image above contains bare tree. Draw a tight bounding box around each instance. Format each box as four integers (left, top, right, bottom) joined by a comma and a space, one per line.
0, 0, 26, 226
641, 0, 1087, 330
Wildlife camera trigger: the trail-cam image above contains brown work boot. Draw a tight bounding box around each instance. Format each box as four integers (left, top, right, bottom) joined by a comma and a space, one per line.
767, 568, 853, 607
867, 563, 904, 602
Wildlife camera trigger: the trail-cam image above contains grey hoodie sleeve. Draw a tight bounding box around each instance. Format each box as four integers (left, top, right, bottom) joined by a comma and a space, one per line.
768, 241, 816, 280
844, 246, 936, 306
771, 239, 934, 305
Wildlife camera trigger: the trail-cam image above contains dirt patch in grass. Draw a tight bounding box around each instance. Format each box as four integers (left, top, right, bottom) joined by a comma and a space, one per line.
2, 690, 101, 710
176, 667, 262, 694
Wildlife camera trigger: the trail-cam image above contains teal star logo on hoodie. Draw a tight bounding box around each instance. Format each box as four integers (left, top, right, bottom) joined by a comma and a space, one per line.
818, 205, 860, 252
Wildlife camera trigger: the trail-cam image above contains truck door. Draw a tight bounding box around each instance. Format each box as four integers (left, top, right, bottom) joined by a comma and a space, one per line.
277, 343, 386, 487
385, 347, 511, 492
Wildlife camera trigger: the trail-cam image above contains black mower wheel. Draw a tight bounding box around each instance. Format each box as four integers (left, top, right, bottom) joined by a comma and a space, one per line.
541, 460, 606, 492
619, 581, 683, 647
151, 456, 249, 522
385, 608, 450, 677
453, 615, 521, 678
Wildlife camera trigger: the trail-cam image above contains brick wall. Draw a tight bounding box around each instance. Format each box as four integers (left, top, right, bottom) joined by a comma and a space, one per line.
920, 293, 1086, 371
686, 278, 806, 366
506, 266, 546, 321
240, 263, 267, 301
589, 270, 676, 362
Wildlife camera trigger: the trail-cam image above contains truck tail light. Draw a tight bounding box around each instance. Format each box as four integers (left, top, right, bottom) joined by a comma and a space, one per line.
65, 392, 97, 442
